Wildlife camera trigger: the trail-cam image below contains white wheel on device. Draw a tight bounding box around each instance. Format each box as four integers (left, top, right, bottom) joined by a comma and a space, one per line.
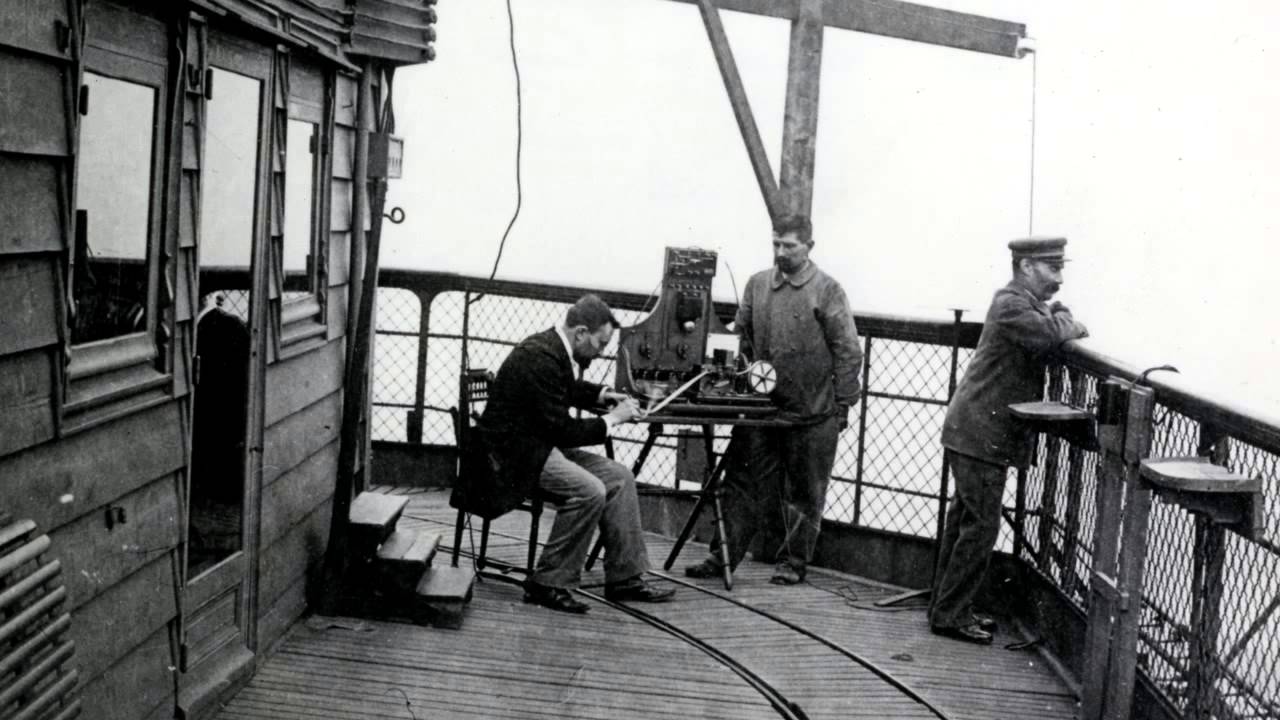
746, 360, 777, 395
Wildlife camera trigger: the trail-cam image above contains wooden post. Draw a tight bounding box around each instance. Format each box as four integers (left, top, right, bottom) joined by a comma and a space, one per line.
1036, 367, 1066, 573
1080, 380, 1155, 720
779, 0, 824, 218
320, 58, 378, 612
1187, 425, 1231, 719
1061, 368, 1090, 597
1085, 379, 1157, 712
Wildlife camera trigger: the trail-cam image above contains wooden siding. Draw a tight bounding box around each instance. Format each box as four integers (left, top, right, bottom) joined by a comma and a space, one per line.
70, 552, 177, 690
256, 501, 332, 623
0, 348, 56, 457
264, 336, 345, 426
1, 400, 185, 532
0, 1, 72, 60
0, 48, 69, 156
0, 155, 63, 255
0, 256, 60, 357
79, 624, 176, 720
261, 441, 339, 548
262, 390, 343, 486
0, 2, 375, 717
50, 472, 182, 613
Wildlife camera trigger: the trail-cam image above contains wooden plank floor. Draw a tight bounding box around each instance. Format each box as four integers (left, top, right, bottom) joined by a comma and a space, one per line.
215, 487, 1078, 720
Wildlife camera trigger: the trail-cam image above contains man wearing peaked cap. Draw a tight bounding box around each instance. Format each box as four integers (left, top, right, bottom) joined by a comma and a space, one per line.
929, 236, 1087, 645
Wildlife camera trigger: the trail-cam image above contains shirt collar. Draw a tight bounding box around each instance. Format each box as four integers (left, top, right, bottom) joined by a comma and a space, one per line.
554, 324, 575, 364
771, 260, 818, 289
1007, 280, 1048, 310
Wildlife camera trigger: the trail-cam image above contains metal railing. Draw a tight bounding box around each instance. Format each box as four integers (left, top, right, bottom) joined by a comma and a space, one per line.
370, 268, 1279, 720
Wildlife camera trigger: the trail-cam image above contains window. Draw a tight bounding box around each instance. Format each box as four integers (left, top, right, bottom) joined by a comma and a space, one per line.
282, 118, 318, 303
72, 72, 158, 345
272, 56, 331, 354
64, 32, 172, 427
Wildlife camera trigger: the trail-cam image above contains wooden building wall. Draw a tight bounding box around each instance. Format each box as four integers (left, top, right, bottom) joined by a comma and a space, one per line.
0, 0, 384, 717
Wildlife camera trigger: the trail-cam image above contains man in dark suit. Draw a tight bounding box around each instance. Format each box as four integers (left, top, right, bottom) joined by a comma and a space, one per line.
930, 237, 1089, 644
479, 294, 675, 613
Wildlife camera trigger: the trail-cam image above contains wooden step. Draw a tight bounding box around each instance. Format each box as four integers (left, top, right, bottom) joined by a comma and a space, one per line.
413, 566, 476, 629
375, 530, 440, 591
348, 492, 410, 551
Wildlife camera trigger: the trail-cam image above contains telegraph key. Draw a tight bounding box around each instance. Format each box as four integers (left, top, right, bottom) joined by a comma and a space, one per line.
614, 247, 776, 418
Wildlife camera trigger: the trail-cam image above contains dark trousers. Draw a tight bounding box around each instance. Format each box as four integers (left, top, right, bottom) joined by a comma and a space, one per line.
707, 416, 841, 573
929, 450, 1007, 629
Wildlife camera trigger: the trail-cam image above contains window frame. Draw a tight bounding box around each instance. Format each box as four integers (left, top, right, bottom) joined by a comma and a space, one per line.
62, 11, 174, 430
273, 52, 333, 359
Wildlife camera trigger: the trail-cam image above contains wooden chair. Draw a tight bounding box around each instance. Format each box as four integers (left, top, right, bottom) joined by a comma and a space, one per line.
449, 368, 546, 574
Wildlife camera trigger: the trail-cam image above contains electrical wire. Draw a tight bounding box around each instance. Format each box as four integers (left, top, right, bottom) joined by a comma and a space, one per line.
1027, 50, 1038, 236
487, 0, 523, 281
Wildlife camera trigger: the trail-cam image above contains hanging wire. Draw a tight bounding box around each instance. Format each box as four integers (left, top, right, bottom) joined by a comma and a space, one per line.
487, 0, 524, 281
1027, 49, 1038, 236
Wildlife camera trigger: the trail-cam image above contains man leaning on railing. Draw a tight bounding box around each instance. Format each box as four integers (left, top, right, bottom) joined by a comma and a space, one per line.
929, 237, 1089, 645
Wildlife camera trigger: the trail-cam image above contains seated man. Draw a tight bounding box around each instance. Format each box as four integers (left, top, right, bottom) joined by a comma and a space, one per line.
478, 294, 675, 613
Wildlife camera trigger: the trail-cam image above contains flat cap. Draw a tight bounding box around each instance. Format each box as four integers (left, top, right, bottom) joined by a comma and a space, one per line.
1008, 236, 1069, 262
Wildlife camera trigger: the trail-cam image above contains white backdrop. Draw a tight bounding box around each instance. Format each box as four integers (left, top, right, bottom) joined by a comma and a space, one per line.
384, 0, 1280, 413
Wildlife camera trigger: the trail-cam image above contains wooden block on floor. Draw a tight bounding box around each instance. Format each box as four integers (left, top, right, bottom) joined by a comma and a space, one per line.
348, 492, 410, 550
416, 565, 475, 602
375, 530, 440, 591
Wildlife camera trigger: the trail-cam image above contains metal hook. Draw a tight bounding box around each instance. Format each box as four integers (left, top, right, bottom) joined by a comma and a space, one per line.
384, 206, 406, 224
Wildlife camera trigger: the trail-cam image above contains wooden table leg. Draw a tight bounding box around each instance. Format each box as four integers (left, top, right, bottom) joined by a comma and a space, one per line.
663, 429, 731, 573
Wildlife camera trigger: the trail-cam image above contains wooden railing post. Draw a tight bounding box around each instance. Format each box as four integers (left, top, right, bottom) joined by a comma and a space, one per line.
1060, 368, 1090, 598
1187, 425, 1231, 719
1080, 379, 1156, 720
1035, 366, 1067, 573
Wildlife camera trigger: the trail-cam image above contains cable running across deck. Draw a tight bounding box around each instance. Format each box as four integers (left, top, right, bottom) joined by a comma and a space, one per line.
424, 513, 957, 720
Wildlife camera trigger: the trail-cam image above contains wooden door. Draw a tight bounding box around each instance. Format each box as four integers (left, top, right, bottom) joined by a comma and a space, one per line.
179, 25, 273, 717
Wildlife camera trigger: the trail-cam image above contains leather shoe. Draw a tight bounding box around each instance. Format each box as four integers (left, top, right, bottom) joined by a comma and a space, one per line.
931, 623, 993, 645
604, 577, 676, 603
769, 563, 804, 586
684, 560, 723, 579
971, 611, 998, 632
523, 582, 589, 614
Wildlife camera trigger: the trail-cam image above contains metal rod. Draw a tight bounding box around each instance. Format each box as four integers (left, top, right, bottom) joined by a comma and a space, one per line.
853, 335, 872, 527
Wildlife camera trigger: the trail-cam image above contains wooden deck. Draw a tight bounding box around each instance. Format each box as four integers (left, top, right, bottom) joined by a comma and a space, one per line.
214, 488, 1079, 720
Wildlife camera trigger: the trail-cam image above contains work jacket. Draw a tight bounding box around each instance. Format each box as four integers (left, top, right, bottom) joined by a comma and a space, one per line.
737, 261, 863, 424
942, 282, 1088, 468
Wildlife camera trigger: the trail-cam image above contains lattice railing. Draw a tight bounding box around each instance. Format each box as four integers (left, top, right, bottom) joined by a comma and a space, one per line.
370, 268, 1280, 720
1020, 353, 1280, 720
371, 270, 977, 532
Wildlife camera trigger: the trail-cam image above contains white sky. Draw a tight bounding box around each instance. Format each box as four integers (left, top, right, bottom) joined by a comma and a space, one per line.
386, 0, 1280, 416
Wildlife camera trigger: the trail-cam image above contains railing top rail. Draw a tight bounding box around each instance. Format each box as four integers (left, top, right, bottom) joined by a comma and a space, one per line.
377, 268, 985, 346
1061, 341, 1280, 452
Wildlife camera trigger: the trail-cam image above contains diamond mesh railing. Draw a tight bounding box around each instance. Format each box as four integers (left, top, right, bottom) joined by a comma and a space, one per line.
371, 268, 1280, 720
372, 270, 976, 531
1021, 350, 1280, 720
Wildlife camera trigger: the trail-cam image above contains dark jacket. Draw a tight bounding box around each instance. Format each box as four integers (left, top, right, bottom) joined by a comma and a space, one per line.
942, 282, 1088, 468
453, 328, 608, 518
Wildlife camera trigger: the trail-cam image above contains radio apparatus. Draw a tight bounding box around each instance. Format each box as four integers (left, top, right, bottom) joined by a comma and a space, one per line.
614, 247, 776, 418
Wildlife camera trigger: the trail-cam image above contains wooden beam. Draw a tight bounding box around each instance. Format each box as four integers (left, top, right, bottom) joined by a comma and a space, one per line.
661, 0, 1025, 58
695, 0, 781, 222
779, 0, 823, 218
822, 0, 1025, 58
